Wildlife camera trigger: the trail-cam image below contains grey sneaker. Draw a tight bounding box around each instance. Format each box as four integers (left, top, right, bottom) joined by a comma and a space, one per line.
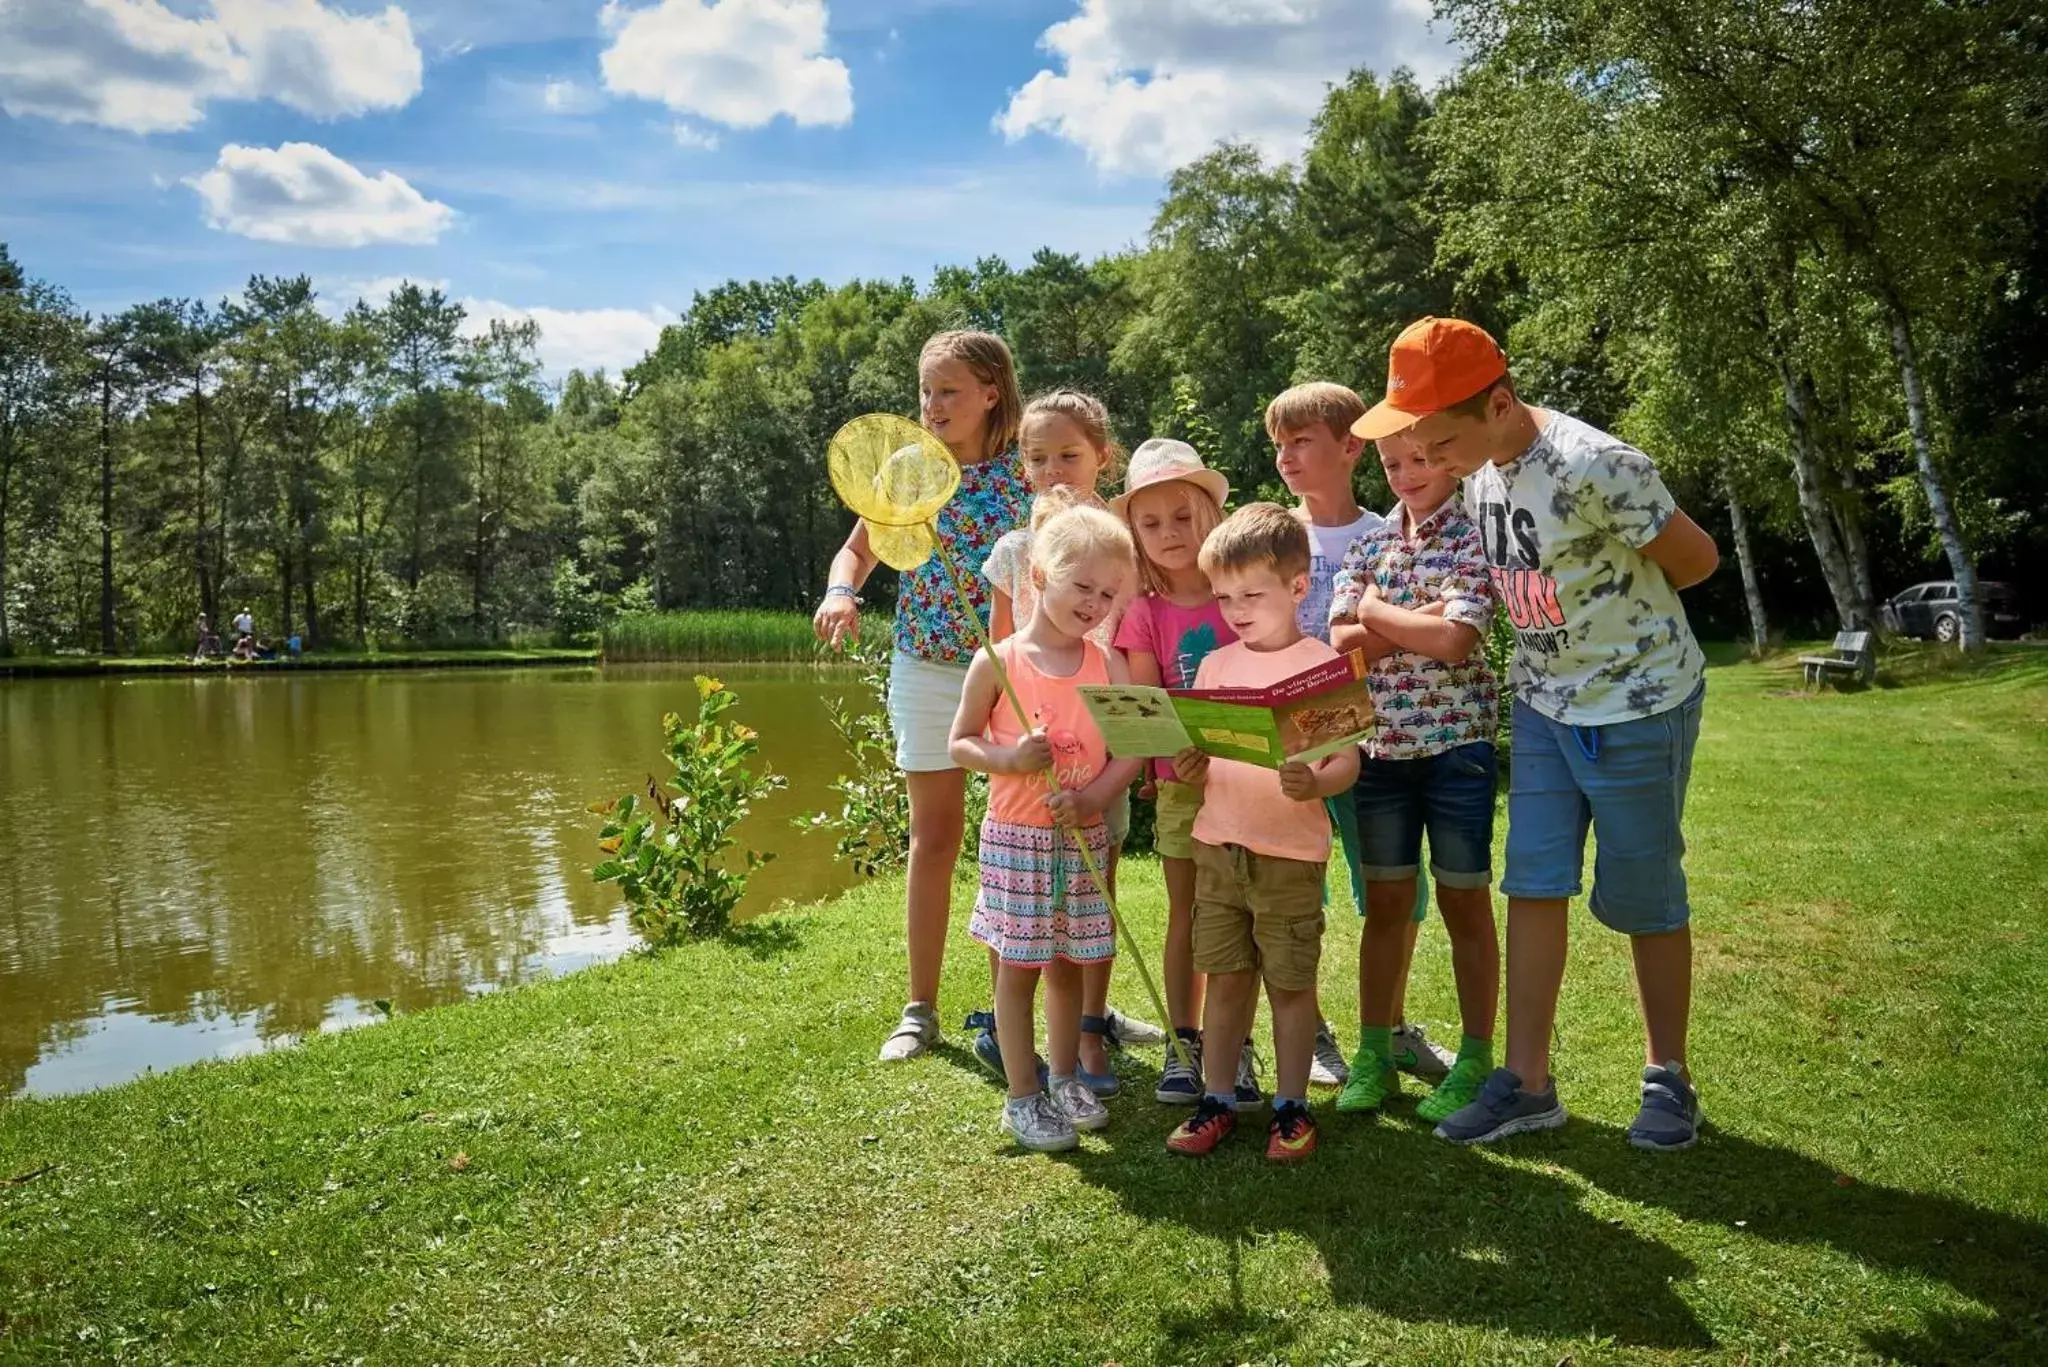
1628, 1062, 1700, 1151
1391, 1022, 1454, 1083
1309, 1020, 1350, 1087
1105, 1007, 1168, 1047
1433, 1067, 1567, 1145
1234, 1041, 1266, 1112
1051, 1076, 1110, 1132
1002, 1093, 1078, 1152
878, 1002, 940, 1062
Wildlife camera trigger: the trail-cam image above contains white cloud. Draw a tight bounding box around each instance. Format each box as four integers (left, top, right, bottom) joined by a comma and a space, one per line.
318, 274, 453, 312
541, 78, 601, 114
996, 0, 1456, 176
671, 121, 721, 150
598, 0, 852, 129
460, 299, 677, 377
191, 142, 455, 247
0, 0, 423, 134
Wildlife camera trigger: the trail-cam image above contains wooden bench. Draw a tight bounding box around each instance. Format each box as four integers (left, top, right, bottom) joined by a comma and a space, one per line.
1800, 630, 1874, 689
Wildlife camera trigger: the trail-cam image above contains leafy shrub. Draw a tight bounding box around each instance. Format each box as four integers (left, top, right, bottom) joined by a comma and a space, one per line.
796, 635, 911, 876
593, 676, 786, 944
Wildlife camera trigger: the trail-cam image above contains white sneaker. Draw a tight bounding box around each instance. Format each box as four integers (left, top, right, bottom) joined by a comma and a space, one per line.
1002, 1094, 1078, 1152
1051, 1076, 1110, 1132
1234, 1041, 1266, 1112
1391, 1022, 1455, 1083
878, 1002, 940, 1062
1309, 1020, 1350, 1087
1105, 1007, 1168, 1047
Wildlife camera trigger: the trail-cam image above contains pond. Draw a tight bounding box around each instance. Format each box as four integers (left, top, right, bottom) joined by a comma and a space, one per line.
0, 664, 864, 1098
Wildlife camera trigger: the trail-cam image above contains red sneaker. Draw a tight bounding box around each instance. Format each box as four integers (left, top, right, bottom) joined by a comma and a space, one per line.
1166, 1096, 1237, 1156
1266, 1102, 1317, 1163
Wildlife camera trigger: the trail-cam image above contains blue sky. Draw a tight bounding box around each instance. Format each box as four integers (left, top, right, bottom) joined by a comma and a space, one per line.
0, 0, 1456, 373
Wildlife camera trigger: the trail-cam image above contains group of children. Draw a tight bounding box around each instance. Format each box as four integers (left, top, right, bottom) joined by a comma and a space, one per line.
812, 315, 1720, 1163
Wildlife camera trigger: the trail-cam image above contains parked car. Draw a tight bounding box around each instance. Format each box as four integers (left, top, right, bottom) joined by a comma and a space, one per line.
1881, 580, 2026, 642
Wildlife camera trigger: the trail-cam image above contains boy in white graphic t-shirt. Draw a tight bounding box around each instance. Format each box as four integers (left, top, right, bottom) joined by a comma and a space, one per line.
1353, 317, 1722, 1152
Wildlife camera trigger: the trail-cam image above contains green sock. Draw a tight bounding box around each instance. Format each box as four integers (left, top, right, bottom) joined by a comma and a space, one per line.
1358, 1025, 1394, 1064
1457, 1034, 1494, 1065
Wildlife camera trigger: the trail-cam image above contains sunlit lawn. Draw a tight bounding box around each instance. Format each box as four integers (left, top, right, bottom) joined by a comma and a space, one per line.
1, 648, 2043, 1364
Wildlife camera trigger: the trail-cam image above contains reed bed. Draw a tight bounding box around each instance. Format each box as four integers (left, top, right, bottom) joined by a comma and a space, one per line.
600, 610, 886, 663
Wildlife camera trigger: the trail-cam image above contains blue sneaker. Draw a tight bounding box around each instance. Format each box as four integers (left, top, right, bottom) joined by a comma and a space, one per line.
1628, 1062, 1700, 1151
1154, 1029, 1203, 1104
1432, 1067, 1567, 1145
964, 1010, 1047, 1089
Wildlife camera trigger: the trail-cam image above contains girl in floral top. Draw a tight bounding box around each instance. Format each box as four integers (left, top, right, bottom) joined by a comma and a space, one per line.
813, 330, 1032, 1062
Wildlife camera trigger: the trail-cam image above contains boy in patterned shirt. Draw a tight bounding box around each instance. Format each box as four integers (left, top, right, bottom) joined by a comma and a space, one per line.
1328, 430, 1501, 1124
1354, 317, 1721, 1152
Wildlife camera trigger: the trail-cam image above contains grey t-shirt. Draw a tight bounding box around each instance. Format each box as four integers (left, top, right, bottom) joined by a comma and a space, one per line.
1462, 411, 1703, 725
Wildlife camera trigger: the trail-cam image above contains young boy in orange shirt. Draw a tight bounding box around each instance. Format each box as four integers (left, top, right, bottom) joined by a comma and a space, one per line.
1164, 504, 1360, 1163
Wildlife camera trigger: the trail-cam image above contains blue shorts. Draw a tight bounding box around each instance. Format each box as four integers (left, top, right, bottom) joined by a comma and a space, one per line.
1502, 685, 1704, 934
1354, 742, 1497, 891
1329, 779, 1432, 923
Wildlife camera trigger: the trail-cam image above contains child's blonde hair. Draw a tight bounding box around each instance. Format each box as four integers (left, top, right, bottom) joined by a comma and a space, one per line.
1264, 382, 1368, 443
1126, 480, 1224, 597
1198, 501, 1311, 582
1030, 485, 1135, 592
1021, 388, 1125, 485
920, 330, 1023, 461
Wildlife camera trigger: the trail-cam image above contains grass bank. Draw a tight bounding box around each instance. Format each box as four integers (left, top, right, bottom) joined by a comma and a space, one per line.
601, 609, 887, 663
2, 655, 2045, 1364
0, 648, 598, 679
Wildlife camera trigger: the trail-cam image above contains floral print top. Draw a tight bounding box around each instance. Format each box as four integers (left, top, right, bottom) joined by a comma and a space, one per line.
1329, 494, 1499, 760
892, 449, 1032, 664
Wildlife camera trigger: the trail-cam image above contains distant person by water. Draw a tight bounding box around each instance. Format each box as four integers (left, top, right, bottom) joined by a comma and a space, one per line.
233, 607, 254, 639
193, 613, 220, 660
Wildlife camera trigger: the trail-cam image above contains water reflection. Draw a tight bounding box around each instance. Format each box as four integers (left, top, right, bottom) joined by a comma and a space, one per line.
0, 665, 859, 1096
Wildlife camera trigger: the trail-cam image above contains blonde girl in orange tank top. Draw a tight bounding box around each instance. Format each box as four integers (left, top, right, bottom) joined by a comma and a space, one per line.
948, 490, 1144, 1152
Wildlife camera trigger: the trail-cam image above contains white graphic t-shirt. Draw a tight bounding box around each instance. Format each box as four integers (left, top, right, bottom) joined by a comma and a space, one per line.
1298, 509, 1384, 643
1462, 411, 1703, 725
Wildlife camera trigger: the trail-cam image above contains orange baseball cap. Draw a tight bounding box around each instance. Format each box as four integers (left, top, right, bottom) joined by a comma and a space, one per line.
1351, 317, 1509, 440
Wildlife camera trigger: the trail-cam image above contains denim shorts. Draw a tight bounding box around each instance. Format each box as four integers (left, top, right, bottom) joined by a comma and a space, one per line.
1354, 742, 1497, 890
1502, 684, 1704, 934
1330, 781, 1432, 923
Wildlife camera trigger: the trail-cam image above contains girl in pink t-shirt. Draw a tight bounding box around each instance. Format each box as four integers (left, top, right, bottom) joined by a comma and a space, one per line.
1109, 440, 1235, 1104
950, 493, 1144, 1153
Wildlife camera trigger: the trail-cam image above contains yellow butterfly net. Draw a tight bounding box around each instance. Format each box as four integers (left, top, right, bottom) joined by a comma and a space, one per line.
822, 413, 1187, 1072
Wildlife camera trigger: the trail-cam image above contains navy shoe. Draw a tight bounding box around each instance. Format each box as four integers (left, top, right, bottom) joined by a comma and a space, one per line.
1155, 1029, 1203, 1104
1628, 1062, 1700, 1151
1432, 1067, 1567, 1145
963, 1010, 1047, 1089
1077, 1014, 1122, 1097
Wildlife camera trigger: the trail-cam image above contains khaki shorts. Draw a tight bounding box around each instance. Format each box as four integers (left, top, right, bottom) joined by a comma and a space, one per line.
1190, 839, 1327, 992
1153, 779, 1203, 860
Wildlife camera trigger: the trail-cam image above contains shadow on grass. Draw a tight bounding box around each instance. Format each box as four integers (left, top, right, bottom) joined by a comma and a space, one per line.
1065, 1099, 1711, 1355
721, 917, 811, 961
1062, 1079, 2048, 1362
1553, 1126, 2048, 1364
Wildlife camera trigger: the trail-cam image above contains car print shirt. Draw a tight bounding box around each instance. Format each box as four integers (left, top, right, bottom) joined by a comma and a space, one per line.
1329, 493, 1499, 760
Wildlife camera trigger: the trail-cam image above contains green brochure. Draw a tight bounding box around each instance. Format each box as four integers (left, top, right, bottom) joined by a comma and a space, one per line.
1077, 649, 1376, 770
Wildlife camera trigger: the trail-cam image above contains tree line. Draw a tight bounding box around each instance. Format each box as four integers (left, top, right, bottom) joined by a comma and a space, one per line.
1, 0, 2041, 657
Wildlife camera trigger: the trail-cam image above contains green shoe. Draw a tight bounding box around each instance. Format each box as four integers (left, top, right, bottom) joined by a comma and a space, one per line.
1334, 1046, 1398, 1113
1416, 1055, 1492, 1124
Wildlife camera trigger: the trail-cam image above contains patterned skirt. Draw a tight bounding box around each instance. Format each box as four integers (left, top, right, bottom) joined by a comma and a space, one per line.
970, 817, 1117, 965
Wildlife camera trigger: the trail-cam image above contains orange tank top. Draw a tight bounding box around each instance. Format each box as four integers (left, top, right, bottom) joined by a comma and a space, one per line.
985, 637, 1111, 827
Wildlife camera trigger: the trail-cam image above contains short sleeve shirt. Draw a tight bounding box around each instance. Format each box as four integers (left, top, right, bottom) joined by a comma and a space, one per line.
1299, 509, 1385, 643
1113, 594, 1236, 781
891, 451, 1031, 664
1189, 638, 1337, 864
1461, 412, 1703, 725
1329, 495, 1499, 759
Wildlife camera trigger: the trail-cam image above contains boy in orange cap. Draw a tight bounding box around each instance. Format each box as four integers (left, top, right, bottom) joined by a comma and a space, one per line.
1354, 318, 1721, 1151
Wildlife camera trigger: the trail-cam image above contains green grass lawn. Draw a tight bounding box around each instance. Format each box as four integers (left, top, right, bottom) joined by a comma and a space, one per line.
2, 652, 2044, 1364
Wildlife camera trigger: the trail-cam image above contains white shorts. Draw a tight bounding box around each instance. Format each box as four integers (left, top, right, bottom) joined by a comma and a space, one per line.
888, 652, 969, 772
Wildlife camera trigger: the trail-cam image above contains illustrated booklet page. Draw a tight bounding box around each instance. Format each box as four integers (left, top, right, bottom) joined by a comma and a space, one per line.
1077, 649, 1375, 769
